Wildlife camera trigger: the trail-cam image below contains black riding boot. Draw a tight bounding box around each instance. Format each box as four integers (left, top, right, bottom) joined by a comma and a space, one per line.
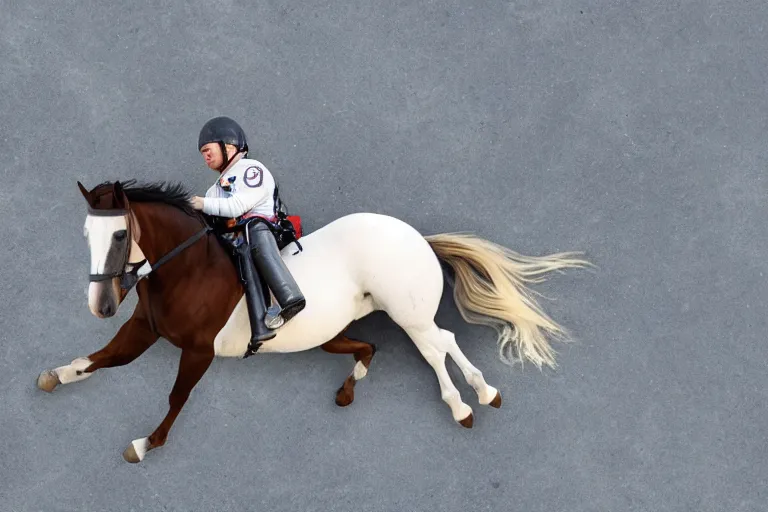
248, 221, 306, 328
235, 241, 276, 346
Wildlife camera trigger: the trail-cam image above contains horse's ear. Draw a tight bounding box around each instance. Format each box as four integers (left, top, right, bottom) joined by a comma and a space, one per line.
112, 181, 131, 210
77, 181, 93, 206
113, 181, 129, 210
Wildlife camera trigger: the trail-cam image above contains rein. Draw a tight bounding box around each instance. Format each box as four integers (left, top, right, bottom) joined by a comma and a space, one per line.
119, 225, 212, 291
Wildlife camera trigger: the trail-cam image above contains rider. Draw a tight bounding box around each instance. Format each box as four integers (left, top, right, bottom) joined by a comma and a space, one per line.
189, 116, 305, 344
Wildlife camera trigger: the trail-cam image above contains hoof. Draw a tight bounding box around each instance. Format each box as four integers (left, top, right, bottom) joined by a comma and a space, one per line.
489, 391, 502, 409
459, 412, 474, 429
122, 438, 150, 463
335, 387, 354, 407
123, 445, 141, 463
37, 370, 60, 393
335, 376, 355, 407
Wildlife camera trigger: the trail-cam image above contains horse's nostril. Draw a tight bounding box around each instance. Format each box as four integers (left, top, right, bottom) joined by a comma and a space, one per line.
99, 304, 114, 317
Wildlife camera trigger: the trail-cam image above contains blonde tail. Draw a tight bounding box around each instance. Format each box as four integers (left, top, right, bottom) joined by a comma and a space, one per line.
425, 232, 592, 369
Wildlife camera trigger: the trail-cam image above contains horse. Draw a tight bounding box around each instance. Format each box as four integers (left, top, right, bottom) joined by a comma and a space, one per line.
36, 180, 591, 463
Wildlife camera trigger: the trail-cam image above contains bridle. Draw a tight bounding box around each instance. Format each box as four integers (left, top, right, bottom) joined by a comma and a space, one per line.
87, 205, 212, 293
86, 205, 143, 290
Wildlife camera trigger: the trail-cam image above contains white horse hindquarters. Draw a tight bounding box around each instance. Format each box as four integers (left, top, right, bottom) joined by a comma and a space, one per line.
326, 214, 503, 424
341, 214, 446, 328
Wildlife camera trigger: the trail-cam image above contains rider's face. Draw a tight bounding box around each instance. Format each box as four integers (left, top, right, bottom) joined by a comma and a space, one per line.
200, 143, 224, 170
200, 143, 237, 171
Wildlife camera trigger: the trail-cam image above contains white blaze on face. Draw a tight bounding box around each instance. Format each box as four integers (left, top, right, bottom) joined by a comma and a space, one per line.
84, 214, 128, 317
84, 214, 128, 274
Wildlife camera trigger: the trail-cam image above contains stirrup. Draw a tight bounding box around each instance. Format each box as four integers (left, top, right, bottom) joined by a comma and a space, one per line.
265, 300, 306, 328
264, 304, 285, 329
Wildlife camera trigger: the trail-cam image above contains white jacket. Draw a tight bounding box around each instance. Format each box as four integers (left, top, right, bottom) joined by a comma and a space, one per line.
202, 157, 277, 218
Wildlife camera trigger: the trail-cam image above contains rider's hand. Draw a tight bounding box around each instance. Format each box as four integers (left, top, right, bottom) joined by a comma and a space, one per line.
190, 196, 205, 210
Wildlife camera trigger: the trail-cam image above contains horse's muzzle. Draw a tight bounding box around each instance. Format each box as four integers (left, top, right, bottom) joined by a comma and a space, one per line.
88, 280, 120, 318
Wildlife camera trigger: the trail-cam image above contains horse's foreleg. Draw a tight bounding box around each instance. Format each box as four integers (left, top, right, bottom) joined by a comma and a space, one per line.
123, 347, 214, 463
321, 332, 377, 407
37, 313, 158, 393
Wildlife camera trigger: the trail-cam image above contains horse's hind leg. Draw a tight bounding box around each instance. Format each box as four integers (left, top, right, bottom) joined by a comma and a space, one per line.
403, 323, 475, 428
439, 329, 502, 408
321, 331, 377, 407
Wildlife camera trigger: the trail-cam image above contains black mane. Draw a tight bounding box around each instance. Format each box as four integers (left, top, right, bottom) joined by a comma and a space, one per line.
108, 179, 199, 216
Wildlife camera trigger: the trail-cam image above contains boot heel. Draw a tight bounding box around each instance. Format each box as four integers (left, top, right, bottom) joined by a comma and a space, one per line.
279, 298, 306, 323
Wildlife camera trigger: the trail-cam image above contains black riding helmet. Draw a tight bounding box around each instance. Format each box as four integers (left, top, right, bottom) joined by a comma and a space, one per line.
198, 116, 249, 171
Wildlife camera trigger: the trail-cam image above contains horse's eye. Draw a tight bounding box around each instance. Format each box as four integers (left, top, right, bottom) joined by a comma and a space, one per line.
114, 230, 127, 242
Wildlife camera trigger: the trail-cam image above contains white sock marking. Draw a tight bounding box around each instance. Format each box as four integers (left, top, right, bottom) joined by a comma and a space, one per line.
352, 360, 368, 380
131, 437, 150, 462
54, 358, 93, 384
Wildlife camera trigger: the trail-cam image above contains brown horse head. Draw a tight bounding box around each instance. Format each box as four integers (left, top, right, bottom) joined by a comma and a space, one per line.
78, 180, 139, 318
77, 179, 213, 322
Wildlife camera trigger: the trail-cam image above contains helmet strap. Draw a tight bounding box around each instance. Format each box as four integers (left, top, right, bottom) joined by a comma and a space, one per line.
217, 142, 229, 172
217, 143, 246, 173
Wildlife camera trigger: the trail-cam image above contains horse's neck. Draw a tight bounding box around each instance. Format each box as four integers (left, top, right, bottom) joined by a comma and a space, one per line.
129, 202, 241, 339
132, 203, 206, 265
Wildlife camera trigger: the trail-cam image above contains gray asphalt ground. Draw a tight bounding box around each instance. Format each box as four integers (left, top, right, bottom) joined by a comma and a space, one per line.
2, 1, 767, 511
